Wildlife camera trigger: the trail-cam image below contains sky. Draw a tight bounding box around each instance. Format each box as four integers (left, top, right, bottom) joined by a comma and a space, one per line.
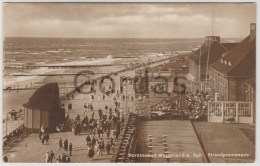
3, 3, 256, 38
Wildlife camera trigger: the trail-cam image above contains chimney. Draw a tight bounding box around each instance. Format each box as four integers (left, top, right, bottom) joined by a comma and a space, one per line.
250, 23, 256, 39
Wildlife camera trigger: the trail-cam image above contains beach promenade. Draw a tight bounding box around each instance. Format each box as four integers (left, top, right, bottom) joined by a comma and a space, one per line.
3, 55, 175, 162
2, 55, 173, 135
3, 74, 133, 162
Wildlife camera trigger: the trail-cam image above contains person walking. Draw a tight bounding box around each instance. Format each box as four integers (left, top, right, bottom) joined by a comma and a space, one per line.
61, 153, 66, 163
45, 133, 50, 144
100, 138, 105, 154
57, 155, 61, 163
106, 142, 111, 155
86, 135, 91, 143
39, 130, 42, 140
109, 107, 112, 115
41, 133, 45, 144
64, 139, 68, 151
105, 105, 108, 114
45, 151, 50, 163
91, 136, 96, 148
69, 143, 73, 156
59, 138, 63, 149
49, 150, 55, 163
98, 142, 102, 156
87, 148, 95, 161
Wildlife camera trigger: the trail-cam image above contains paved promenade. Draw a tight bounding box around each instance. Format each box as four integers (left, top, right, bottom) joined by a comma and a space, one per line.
193, 122, 255, 163
136, 120, 207, 163
3, 71, 135, 162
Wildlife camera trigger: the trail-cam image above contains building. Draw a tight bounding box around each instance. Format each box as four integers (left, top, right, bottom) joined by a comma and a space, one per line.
209, 23, 256, 101
186, 36, 237, 91
23, 83, 64, 132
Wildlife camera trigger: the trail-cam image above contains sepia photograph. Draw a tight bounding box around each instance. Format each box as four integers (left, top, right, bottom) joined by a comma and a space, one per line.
1, 1, 257, 163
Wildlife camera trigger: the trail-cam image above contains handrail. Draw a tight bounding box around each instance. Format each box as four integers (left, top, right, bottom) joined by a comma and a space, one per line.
3, 124, 27, 147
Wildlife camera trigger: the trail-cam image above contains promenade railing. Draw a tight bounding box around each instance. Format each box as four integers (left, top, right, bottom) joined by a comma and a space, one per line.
3, 124, 28, 148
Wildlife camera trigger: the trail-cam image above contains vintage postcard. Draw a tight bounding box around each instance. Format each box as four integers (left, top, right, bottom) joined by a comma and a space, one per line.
1, 2, 256, 163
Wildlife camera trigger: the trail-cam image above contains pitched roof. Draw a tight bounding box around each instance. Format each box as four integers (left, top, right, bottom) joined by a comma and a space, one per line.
210, 36, 256, 77
188, 41, 237, 65
23, 83, 60, 110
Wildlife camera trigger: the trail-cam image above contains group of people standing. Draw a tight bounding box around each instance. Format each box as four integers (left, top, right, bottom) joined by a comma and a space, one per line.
86, 134, 116, 161
39, 127, 50, 145
186, 90, 213, 120
45, 150, 71, 163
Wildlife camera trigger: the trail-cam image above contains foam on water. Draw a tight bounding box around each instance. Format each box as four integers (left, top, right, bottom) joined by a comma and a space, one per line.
4, 67, 63, 87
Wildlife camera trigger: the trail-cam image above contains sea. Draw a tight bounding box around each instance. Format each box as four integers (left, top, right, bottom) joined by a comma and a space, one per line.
4, 37, 205, 63
3, 38, 201, 86
3, 37, 242, 87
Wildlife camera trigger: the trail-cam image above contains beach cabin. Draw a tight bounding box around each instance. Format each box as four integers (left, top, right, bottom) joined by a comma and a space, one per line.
23, 83, 64, 132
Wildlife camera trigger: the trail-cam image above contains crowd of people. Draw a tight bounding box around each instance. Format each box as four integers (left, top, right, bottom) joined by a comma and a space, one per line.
39, 127, 50, 145
50, 93, 127, 162
186, 90, 213, 120
86, 134, 117, 160
150, 100, 177, 112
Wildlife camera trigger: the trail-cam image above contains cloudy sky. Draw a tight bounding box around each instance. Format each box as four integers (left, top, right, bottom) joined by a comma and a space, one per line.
3, 3, 256, 38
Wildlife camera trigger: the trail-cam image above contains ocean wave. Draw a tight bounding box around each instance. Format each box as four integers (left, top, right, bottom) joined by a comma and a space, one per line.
5, 51, 21, 55
36, 61, 47, 65
29, 52, 47, 55
5, 67, 64, 87
46, 50, 61, 53
106, 55, 113, 59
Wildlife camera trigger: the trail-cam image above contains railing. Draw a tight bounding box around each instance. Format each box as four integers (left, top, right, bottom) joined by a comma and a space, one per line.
3, 124, 28, 148
111, 113, 138, 162
208, 101, 253, 124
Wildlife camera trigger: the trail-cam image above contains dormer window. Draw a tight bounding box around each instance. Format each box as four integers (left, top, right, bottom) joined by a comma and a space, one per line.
220, 59, 224, 63
224, 60, 227, 64
228, 61, 232, 66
